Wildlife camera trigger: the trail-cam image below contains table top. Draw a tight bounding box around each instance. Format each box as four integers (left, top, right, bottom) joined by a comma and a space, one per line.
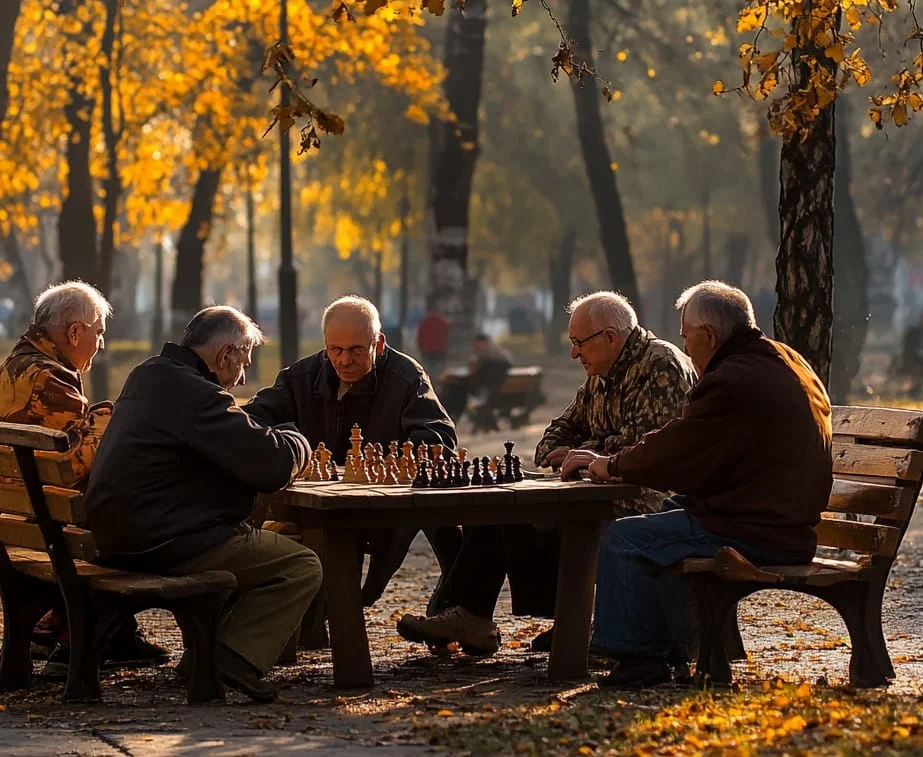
266, 474, 643, 511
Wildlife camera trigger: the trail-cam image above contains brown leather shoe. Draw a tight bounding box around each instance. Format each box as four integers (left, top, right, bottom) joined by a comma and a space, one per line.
397, 607, 500, 656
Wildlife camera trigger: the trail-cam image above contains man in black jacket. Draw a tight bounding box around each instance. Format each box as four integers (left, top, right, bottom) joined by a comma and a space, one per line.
85, 306, 322, 703
245, 295, 461, 606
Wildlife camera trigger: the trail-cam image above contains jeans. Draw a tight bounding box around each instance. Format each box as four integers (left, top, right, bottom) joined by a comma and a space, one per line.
591, 497, 802, 659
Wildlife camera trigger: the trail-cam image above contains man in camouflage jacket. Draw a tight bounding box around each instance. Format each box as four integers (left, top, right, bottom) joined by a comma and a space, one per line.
0, 281, 166, 673
397, 292, 695, 656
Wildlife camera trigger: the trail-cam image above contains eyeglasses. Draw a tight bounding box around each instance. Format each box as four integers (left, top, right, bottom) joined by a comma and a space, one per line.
569, 328, 609, 349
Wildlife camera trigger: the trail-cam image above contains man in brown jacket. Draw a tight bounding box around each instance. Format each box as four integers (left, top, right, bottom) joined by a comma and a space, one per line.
562, 280, 833, 688
0, 281, 167, 675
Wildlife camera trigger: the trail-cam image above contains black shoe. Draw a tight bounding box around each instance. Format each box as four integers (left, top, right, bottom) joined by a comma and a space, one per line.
216, 644, 278, 704
105, 632, 170, 669
598, 656, 672, 689
530, 627, 554, 652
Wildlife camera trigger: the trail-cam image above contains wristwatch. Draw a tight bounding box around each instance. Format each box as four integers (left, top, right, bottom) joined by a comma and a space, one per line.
606, 455, 620, 480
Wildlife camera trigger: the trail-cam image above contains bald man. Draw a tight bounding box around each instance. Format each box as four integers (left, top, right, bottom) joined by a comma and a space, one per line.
244, 295, 460, 608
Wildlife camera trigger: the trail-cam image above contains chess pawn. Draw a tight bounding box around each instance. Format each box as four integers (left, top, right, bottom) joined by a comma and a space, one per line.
434, 458, 447, 487
480, 456, 494, 485
401, 440, 414, 461
328, 458, 339, 481
316, 442, 330, 481
451, 459, 462, 486
384, 454, 399, 485
308, 457, 322, 482
489, 456, 500, 476
512, 455, 523, 482
461, 459, 471, 486
343, 453, 357, 483
471, 456, 482, 485
373, 457, 385, 484
458, 447, 468, 463
412, 458, 430, 488
417, 442, 429, 465
396, 454, 410, 484
389, 441, 399, 460
431, 443, 443, 462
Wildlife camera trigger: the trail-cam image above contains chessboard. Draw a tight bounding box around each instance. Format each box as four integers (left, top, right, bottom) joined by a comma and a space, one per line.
299, 423, 527, 488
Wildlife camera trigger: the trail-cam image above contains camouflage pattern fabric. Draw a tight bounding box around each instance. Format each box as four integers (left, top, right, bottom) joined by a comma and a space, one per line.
0, 325, 110, 486
534, 326, 697, 512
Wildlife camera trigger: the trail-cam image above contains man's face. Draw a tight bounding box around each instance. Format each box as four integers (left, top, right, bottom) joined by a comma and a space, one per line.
68, 316, 106, 372
568, 309, 623, 377
215, 343, 252, 389
325, 317, 384, 384
680, 311, 718, 377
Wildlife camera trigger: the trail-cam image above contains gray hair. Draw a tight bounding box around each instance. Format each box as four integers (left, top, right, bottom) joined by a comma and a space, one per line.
675, 280, 757, 342
33, 281, 113, 332
180, 306, 264, 351
322, 295, 382, 337
566, 291, 638, 333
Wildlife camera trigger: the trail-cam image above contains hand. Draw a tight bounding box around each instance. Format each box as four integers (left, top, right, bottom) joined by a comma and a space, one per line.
541, 446, 571, 469
560, 449, 609, 481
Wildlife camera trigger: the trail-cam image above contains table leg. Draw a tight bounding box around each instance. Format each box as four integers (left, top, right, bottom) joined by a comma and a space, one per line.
322, 527, 374, 688
298, 528, 329, 649
549, 520, 602, 681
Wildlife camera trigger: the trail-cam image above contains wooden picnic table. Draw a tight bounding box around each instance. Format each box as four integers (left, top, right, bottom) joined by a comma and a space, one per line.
261, 476, 642, 689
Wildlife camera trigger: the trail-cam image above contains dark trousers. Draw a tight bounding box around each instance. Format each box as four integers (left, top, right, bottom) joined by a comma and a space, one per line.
429, 524, 560, 620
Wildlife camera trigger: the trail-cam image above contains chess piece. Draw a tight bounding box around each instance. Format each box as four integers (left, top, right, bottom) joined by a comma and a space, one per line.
490, 456, 500, 476
389, 441, 399, 460
471, 456, 482, 485
350, 424, 364, 461
412, 458, 430, 488
317, 442, 330, 481
417, 442, 429, 466
384, 454, 399, 485
343, 453, 358, 483
503, 440, 515, 483
431, 443, 443, 463
328, 458, 339, 481
434, 458, 447, 487
512, 455, 523, 482
451, 459, 462, 486
396, 454, 411, 484
307, 456, 322, 481
458, 447, 468, 463
481, 456, 494, 485
461, 459, 471, 486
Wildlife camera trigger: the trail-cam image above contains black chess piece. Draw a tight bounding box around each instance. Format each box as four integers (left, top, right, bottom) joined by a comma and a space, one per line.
512, 455, 523, 482
434, 458, 447, 487
328, 461, 339, 481
480, 456, 494, 485
471, 457, 482, 485
461, 459, 471, 486
412, 458, 430, 488
450, 459, 462, 486
503, 440, 516, 483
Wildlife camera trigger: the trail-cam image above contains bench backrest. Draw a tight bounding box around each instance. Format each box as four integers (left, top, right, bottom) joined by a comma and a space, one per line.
821, 406, 923, 562
0, 422, 98, 576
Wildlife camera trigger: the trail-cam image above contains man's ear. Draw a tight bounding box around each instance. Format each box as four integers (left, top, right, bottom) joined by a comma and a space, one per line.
68, 322, 81, 345
375, 333, 386, 356
705, 324, 720, 348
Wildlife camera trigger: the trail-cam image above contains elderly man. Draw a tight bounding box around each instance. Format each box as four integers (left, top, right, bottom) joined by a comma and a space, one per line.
562, 281, 832, 688
397, 291, 695, 655
245, 295, 461, 607
0, 281, 166, 675
85, 306, 321, 703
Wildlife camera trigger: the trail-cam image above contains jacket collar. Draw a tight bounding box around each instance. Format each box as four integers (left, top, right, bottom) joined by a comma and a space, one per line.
20, 324, 79, 373
313, 345, 390, 400
160, 342, 221, 385
603, 326, 648, 386
704, 328, 764, 375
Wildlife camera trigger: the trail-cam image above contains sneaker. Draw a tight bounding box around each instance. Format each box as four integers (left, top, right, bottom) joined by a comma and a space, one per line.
397, 606, 501, 656
598, 656, 672, 689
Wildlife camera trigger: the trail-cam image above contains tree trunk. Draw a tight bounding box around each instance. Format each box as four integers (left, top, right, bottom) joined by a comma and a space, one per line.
98, 0, 121, 298
170, 168, 221, 333
773, 25, 836, 386
545, 224, 575, 355
567, 0, 642, 317
829, 98, 868, 404
426, 0, 487, 357
57, 0, 98, 285
0, 0, 22, 131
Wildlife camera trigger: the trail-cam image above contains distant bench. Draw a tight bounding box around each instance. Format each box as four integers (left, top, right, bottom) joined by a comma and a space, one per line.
677, 405, 923, 688
0, 422, 236, 703
440, 366, 546, 433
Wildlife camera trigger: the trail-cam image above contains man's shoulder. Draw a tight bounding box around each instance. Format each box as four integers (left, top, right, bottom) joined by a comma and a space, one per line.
632, 332, 695, 381
285, 350, 326, 379
380, 347, 426, 385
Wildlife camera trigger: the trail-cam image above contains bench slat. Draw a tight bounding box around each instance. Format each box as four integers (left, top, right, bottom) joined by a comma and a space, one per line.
675, 554, 868, 586
832, 441, 923, 482
0, 423, 70, 452
826, 479, 916, 520
815, 517, 901, 557
0, 514, 97, 561
0, 449, 78, 486
7, 548, 237, 598
0, 484, 85, 525
833, 406, 923, 446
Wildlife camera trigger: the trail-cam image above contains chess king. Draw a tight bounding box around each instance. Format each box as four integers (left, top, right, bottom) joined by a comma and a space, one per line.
245, 295, 461, 607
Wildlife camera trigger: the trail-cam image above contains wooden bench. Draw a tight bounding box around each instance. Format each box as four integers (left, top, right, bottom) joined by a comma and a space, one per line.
441, 366, 546, 432
0, 422, 238, 703
678, 405, 923, 688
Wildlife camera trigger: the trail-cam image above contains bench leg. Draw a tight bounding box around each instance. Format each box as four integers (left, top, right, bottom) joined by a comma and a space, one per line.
0, 565, 53, 691
172, 593, 227, 704
689, 577, 738, 688
822, 583, 891, 688
726, 605, 746, 662
323, 528, 373, 689
63, 596, 119, 703
277, 627, 299, 666
548, 521, 601, 681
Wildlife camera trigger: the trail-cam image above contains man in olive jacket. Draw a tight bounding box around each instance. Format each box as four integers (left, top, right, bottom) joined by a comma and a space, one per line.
244, 295, 460, 606
85, 307, 322, 703
562, 281, 833, 688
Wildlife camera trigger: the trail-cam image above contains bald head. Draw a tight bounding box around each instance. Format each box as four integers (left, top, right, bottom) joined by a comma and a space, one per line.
322, 295, 382, 339
322, 296, 385, 385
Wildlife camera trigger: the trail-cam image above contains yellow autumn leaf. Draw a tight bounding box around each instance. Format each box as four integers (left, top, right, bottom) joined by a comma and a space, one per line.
616, 49, 628, 62
647, 67, 657, 78
909, 93, 923, 112
578, 747, 594, 756
424, 0, 445, 15
795, 681, 812, 698
737, 5, 767, 33
783, 715, 807, 732
437, 708, 454, 717
712, 80, 725, 95
824, 43, 845, 63
609, 161, 619, 171
893, 102, 909, 126
773, 695, 791, 707
511, 0, 523, 15
845, 6, 862, 28
783, 33, 797, 50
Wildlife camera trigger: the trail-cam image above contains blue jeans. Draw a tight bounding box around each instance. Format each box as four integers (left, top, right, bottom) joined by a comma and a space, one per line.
591, 497, 800, 659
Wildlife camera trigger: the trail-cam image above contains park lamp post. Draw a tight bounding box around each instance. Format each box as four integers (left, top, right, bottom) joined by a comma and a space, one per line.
278, 0, 298, 369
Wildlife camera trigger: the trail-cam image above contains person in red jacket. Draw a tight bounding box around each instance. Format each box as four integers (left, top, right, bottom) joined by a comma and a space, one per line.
562, 280, 832, 689
416, 304, 450, 387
